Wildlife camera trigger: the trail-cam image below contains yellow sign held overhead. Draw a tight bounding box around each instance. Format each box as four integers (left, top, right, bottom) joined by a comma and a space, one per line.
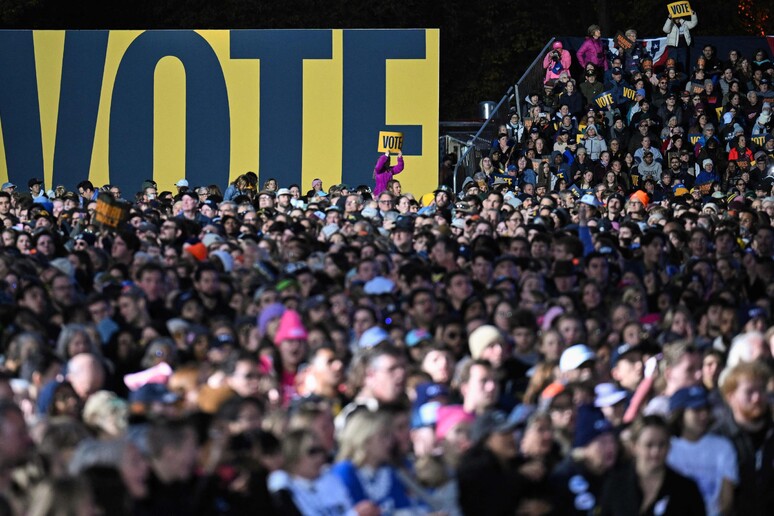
667, 1, 692, 18
378, 131, 404, 153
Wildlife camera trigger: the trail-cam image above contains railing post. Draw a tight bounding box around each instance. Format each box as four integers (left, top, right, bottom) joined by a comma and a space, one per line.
451, 86, 514, 194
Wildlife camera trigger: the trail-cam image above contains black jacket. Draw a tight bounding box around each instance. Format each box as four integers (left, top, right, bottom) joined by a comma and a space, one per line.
712, 406, 774, 516
549, 457, 611, 515
598, 462, 705, 516
457, 446, 524, 516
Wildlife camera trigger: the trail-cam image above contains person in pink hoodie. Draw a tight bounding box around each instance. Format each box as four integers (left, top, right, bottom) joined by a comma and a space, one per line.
273, 309, 308, 405
543, 41, 572, 83
577, 24, 608, 71
373, 151, 404, 196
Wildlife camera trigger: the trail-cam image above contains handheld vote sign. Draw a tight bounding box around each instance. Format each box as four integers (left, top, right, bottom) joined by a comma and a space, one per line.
667, 1, 692, 18
688, 134, 701, 145
594, 91, 615, 109
622, 86, 638, 101
94, 193, 130, 230
378, 131, 404, 153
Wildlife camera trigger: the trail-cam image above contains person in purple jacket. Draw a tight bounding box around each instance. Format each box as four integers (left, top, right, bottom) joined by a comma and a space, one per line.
373, 150, 404, 196
577, 25, 608, 72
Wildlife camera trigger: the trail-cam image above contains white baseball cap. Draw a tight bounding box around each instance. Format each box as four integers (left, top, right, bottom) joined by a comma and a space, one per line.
559, 344, 596, 373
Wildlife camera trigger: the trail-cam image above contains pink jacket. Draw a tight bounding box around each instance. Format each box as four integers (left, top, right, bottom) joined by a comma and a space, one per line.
543, 49, 572, 83
577, 37, 608, 70
373, 154, 404, 196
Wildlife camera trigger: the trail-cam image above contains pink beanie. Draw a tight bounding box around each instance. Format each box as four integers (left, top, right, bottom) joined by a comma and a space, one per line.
273, 310, 308, 345
435, 405, 475, 441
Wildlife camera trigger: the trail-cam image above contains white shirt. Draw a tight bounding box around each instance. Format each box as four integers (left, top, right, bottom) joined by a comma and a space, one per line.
667, 434, 738, 516
268, 469, 358, 516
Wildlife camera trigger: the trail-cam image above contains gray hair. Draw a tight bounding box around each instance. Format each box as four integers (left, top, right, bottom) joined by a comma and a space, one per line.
55, 324, 98, 359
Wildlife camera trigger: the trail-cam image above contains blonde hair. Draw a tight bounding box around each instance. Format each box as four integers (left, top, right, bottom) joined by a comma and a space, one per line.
283, 428, 317, 471
336, 410, 391, 467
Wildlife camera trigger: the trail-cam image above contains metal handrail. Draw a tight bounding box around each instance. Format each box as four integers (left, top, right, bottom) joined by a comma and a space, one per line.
514, 37, 556, 120
451, 86, 513, 193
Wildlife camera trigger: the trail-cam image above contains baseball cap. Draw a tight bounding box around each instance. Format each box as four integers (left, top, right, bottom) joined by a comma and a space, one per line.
573, 405, 614, 448
669, 386, 709, 412
580, 193, 603, 207
610, 342, 642, 367
594, 383, 628, 408
28, 178, 43, 188
471, 410, 516, 444
611, 67, 622, 75
559, 344, 596, 372
276, 188, 291, 196
358, 326, 391, 349
175, 179, 189, 188
405, 329, 433, 348
363, 276, 395, 295
1, 182, 15, 190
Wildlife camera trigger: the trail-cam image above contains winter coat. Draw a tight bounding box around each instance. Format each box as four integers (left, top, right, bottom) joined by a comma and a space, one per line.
577, 38, 608, 70
373, 154, 404, 196
543, 49, 572, 83
663, 12, 698, 47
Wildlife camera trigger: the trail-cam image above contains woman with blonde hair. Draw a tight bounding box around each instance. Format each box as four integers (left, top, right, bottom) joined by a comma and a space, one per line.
331, 410, 417, 513
270, 428, 379, 516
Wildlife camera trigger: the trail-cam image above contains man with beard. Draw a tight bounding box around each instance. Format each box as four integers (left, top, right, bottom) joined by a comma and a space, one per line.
275, 188, 292, 213
604, 193, 625, 224
159, 218, 183, 247
433, 185, 453, 213
666, 154, 694, 189
713, 362, 774, 515
193, 263, 234, 319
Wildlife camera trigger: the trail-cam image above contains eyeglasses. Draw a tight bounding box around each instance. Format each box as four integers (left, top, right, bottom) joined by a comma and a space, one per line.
379, 199, 393, 205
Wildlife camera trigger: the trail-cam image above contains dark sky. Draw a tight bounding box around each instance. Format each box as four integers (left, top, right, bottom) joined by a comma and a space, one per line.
0, 0, 761, 119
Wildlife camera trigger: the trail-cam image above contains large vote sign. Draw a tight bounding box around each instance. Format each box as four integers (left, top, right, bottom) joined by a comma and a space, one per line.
0, 30, 439, 197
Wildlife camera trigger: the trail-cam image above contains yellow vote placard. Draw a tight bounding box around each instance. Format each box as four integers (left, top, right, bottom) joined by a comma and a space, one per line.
667, 1, 692, 18
378, 131, 404, 153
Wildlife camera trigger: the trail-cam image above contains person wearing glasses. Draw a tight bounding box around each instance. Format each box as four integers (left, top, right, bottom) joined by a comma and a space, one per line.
373, 150, 404, 196
271, 428, 379, 516
376, 192, 394, 216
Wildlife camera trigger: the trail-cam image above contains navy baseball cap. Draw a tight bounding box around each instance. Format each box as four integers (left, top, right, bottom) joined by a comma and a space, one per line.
669, 386, 709, 412
610, 342, 642, 367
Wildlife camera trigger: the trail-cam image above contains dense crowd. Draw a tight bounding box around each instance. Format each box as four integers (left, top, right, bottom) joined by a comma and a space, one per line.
0, 13, 773, 516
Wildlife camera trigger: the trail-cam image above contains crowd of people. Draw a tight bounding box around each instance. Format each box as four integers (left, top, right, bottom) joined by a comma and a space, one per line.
0, 15, 772, 516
